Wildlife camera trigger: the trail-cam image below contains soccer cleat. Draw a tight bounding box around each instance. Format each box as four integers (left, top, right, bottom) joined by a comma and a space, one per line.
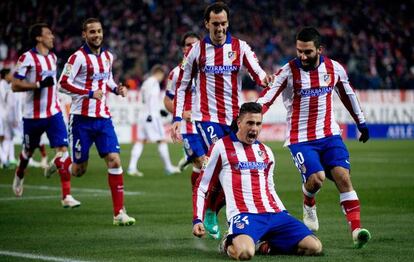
127, 169, 144, 177
61, 195, 81, 208
28, 158, 42, 168
40, 156, 49, 169
352, 228, 371, 249
255, 241, 271, 255
204, 209, 221, 239
177, 157, 190, 172
12, 175, 24, 197
113, 208, 136, 226
165, 166, 181, 176
303, 204, 319, 231
218, 231, 229, 254
44, 153, 61, 178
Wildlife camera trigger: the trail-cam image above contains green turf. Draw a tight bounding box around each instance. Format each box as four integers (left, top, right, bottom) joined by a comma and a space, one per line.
1, 140, 413, 261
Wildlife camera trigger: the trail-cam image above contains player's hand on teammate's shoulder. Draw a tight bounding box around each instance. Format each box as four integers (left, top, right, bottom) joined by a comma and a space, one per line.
192, 222, 206, 238
261, 74, 275, 88
92, 90, 103, 100
116, 83, 128, 97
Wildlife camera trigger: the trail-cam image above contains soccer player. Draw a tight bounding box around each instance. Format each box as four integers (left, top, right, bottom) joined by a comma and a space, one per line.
193, 102, 322, 259
257, 27, 371, 248
171, 1, 273, 239
58, 18, 135, 226
127, 64, 180, 177
11, 23, 80, 208
0, 68, 15, 168
163, 32, 206, 187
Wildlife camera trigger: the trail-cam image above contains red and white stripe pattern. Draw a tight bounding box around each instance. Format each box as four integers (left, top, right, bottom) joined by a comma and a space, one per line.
193, 135, 285, 222
59, 45, 118, 118
175, 34, 266, 126
257, 56, 366, 146
14, 49, 61, 119
166, 65, 197, 134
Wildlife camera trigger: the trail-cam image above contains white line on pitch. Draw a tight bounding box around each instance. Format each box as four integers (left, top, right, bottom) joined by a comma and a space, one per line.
0, 184, 143, 195
0, 250, 92, 262
0, 194, 106, 202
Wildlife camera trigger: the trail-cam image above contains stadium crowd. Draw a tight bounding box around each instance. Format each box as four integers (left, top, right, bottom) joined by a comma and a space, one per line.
0, 0, 413, 90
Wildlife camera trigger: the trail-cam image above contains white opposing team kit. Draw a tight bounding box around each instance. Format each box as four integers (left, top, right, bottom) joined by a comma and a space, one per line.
138, 76, 165, 142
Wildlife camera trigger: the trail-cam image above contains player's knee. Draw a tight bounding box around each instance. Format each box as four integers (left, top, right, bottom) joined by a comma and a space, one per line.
72, 164, 87, 177
105, 154, 121, 168
298, 236, 323, 256
231, 235, 255, 260
308, 172, 325, 190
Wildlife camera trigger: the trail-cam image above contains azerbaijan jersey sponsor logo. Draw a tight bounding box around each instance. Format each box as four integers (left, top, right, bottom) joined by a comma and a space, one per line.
202, 65, 239, 75
298, 86, 333, 97
236, 161, 268, 170
92, 72, 110, 81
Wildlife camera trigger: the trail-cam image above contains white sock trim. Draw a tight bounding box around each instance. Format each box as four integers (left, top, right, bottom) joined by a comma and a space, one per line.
108, 167, 123, 175
340, 190, 358, 202
302, 184, 317, 198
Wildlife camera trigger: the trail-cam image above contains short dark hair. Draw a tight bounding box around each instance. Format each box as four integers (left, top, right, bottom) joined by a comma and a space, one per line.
180, 32, 200, 47
239, 102, 262, 118
296, 27, 321, 48
82, 18, 101, 31
204, 1, 230, 22
151, 64, 164, 75
29, 23, 49, 45
0, 68, 11, 79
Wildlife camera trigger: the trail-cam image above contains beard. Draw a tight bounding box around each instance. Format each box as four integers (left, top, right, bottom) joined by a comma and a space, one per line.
301, 55, 319, 71
87, 39, 103, 50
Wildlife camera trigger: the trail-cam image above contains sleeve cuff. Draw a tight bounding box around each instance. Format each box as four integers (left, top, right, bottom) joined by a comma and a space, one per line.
13, 73, 25, 80
88, 90, 94, 98
165, 91, 175, 99
173, 117, 182, 122
192, 218, 202, 226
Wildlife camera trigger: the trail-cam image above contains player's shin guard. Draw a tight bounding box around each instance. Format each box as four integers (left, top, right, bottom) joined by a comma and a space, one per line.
302, 184, 316, 206
16, 151, 30, 178
191, 167, 201, 191
340, 190, 361, 231
57, 152, 72, 199
108, 168, 124, 216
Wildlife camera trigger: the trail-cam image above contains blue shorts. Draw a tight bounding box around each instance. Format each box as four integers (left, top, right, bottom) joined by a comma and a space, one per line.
195, 121, 232, 152
182, 133, 206, 160
228, 212, 313, 254
23, 112, 68, 151
69, 115, 120, 163
288, 135, 350, 182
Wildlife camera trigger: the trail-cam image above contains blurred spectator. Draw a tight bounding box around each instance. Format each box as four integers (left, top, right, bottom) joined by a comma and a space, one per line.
0, 0, 412, 89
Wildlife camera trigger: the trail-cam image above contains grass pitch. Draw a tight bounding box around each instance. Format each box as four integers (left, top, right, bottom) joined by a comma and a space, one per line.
1, 140, 413, 261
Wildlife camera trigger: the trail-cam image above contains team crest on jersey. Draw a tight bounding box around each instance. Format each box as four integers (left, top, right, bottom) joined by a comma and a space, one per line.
235, 222, 245, 229
323, 74, 331, 85
75, 151, 82, 160
257, 150, 264, 158
64, 64, 72, 76
228, 51, 237, 62
180, 57, 188, 70
105, 59, 110, 67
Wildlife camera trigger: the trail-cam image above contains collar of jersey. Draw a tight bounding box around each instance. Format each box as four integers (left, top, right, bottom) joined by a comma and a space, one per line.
82, 43, 107, 55
31, 47, 50, 56
204, 32, 232, 47
294, 55, 325, 71
230, 131, 260, 145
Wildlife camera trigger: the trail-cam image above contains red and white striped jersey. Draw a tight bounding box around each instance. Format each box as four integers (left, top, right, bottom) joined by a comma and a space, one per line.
14, 48, 61, 119
166, 65, 197, 134
58, 44, 118, 118
257, 56, 366, 146
174, 33, 267, 126
193, 133, 286, 223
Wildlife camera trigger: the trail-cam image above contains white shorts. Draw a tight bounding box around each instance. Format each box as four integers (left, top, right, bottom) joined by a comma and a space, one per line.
137, 116, 166, 142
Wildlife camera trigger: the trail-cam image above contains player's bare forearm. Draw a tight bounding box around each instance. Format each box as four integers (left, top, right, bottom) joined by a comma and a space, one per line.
12, 78, 38, 92
116, 85, 128, 97
163, 96, 174, 113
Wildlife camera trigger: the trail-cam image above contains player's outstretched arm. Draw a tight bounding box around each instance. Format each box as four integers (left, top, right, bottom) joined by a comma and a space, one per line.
192, 222, 206, 238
